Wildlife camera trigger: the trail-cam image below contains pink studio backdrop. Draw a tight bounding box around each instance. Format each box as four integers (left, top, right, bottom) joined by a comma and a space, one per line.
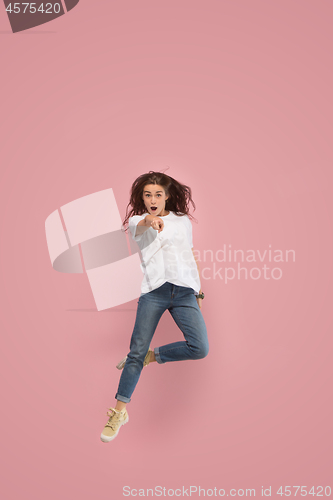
0, 1, 332, 499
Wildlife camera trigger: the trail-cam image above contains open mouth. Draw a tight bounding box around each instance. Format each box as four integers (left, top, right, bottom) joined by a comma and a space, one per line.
151, 207, 158, 211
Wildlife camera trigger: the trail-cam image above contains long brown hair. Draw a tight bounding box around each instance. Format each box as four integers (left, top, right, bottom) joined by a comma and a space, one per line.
122, 170, 197, 231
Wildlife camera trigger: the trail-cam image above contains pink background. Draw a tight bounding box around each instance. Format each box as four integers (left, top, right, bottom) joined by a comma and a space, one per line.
0, 1, 332, 498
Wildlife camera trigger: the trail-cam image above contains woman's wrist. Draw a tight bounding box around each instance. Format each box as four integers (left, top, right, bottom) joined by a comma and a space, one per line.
144, 214, 154, 226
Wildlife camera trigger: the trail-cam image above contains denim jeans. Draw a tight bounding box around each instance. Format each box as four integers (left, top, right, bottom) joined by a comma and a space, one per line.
115, 281, 209, 403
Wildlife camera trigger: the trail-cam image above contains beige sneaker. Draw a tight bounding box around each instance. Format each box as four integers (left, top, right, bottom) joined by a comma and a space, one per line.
116, 348, 154, 370
100, 407, 129, 443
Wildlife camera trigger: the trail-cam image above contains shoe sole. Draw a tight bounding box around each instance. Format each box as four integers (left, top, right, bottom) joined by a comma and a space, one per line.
116, 350, 152, 370
100, 415, 129, 443
116, 356, 127, 370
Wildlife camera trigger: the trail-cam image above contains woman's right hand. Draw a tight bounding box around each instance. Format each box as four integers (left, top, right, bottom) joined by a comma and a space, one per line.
145, 215, 164, 233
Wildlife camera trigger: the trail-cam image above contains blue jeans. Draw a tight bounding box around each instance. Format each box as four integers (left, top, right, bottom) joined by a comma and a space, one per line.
115, 281, 209, 403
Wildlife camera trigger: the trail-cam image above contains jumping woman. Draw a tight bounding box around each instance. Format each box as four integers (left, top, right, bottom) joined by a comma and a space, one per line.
100, 171, 208, 442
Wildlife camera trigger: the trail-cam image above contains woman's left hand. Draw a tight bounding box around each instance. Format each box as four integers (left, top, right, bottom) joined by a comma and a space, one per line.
196, 297, 203, 309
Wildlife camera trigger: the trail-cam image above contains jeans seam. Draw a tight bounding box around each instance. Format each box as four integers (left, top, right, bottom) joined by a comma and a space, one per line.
171, 308, 193, 352
172, 304, 193, 337
171, 301, 206, 354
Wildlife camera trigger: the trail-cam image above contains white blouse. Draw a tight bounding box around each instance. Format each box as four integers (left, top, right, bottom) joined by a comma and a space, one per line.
128, 211, 201, 295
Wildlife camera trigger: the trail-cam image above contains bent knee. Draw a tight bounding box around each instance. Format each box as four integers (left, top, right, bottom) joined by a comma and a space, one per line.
194, 342, 209, 359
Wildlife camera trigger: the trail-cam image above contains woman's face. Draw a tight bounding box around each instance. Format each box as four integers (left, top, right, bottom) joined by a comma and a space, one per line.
142, 184, 169, 217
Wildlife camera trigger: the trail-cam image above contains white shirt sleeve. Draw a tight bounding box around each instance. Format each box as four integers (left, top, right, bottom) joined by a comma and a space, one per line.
184, 215, 194, 249
128, 214, 147, 242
